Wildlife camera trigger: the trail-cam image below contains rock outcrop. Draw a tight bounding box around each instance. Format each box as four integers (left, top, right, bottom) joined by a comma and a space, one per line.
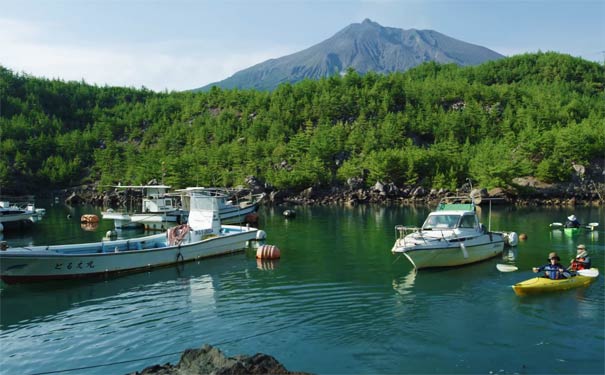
129, 344, 312, 375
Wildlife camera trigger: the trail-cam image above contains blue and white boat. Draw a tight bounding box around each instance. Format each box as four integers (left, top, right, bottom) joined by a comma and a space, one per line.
0, 193, 266, 284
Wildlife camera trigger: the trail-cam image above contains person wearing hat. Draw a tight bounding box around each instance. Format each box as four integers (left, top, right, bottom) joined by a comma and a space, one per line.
565, 214, 581, 228
569, 244, 591, 271
533, 252, 570, 279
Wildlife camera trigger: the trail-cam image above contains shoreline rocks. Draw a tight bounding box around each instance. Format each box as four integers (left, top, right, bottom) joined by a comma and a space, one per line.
128, 344, 313, 375
55, 175, 603, 209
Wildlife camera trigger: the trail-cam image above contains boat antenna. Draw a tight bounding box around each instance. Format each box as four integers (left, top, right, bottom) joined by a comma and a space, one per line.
488, 199, 492, 232
161, 161, 166, 185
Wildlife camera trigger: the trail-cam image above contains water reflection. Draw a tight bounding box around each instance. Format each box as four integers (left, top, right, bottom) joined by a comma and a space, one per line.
0, 255, 245, 328
256, 258, 279, 271
391, 268, 417, 297
502, 247, 518, 262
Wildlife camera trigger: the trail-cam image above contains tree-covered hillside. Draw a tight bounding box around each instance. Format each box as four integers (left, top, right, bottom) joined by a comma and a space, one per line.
1, 52, 603, 196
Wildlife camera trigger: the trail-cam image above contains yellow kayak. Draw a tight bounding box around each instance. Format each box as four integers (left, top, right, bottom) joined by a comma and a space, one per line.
512, 268, 599, 296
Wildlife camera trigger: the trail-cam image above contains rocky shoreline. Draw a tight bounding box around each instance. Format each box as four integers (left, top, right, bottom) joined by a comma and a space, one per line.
61, 175, 603, 209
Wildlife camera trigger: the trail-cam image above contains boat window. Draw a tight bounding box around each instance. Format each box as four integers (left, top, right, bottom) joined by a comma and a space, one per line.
423, 214, 459, 229
459, 215, 476, 228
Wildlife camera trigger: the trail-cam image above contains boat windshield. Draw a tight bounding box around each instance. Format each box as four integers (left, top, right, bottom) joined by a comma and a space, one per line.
422, 214, 460, 230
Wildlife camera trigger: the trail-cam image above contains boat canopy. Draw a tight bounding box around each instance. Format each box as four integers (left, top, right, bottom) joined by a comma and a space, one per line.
437, 202, 475, 211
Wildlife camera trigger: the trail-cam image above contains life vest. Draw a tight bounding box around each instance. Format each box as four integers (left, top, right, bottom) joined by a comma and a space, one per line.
541, 264, 568, 279
570, 258, 587, 271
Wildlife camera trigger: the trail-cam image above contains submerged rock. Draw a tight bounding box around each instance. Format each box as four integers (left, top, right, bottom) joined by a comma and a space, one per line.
129, 344, 313, 375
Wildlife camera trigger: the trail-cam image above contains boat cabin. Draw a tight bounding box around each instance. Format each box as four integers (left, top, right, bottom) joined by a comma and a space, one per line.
142, 186, 176, 213
421, 211, 479, 231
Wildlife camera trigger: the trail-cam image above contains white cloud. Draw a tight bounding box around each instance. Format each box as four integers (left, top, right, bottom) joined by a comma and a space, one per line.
0, 18, 288, 91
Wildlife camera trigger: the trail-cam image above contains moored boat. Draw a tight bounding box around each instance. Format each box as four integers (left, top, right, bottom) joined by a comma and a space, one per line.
102, 185, 264, 230
101, 185, 186, 230
0, 193, 266, 284
512, 268, 599, 296
391, 196, 517, 269
175, 187, 264, 225
0, 199, 46, 232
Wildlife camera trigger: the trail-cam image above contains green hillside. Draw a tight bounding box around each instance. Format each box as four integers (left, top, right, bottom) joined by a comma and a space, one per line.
0, 52, 603, 196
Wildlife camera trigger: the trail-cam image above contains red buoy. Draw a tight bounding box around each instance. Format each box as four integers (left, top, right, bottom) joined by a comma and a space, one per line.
256, 244, 281, 259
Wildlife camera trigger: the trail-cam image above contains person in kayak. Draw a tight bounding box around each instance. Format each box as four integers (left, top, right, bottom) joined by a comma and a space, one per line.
569, 244, 591, 271
564, 214, 581, 228
533, 252, 571, 279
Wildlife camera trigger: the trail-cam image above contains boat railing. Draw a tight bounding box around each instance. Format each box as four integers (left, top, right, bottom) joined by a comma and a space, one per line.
394, 225, 463, 247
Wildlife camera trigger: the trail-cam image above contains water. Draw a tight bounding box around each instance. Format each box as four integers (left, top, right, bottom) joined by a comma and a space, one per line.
1, 201, 603, 374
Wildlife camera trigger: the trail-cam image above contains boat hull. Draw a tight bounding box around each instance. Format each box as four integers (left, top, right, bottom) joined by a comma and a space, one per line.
215, 204, 258, 224
512, 269, 598, 296
102, 205, 257, 230
393, 234, 505, 269
0, 226, 259, 284
0, 211, 35, 232
101, 211, 138, 229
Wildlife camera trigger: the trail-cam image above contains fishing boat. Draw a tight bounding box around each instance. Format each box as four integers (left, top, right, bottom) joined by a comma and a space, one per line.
512, 268, 599, 296
391, 196, 517, 269
0, 193, 266, 284
102, 186, 263, 230
175, 187, 264, 225
0, 199, 46, 232
101, 185, 186, 230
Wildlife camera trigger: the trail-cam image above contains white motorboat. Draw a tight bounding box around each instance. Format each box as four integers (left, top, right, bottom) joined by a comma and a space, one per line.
176, 187, 264, 225
391, 196, 517, 269
0, 200, 44, 232
0, 193, 266, 284
101, 185, 186, 230
102, 186, 263, 230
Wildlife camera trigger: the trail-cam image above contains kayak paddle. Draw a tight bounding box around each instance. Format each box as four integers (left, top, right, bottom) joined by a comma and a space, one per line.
496, 264, 518, 272
576, 268, 599, 277
549, 222, 599, 230
496, 264, 598, 278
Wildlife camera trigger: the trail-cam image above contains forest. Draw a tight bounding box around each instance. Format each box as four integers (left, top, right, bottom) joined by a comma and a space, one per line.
1, 52, 604, 196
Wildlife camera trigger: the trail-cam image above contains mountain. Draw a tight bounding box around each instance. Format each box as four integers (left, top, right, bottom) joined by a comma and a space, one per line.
194, 19, 504, 92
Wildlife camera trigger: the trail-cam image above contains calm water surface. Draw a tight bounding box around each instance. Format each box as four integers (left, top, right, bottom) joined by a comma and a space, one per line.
1, 201, 603, 374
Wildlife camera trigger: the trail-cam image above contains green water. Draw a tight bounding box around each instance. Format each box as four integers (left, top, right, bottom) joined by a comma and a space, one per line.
1, 201, 603, 374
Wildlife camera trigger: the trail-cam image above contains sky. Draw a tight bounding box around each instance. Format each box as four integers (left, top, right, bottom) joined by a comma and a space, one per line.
1, 0, 603, 92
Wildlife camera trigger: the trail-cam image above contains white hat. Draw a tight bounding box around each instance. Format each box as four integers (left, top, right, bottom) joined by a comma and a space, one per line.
568, 215, 577, 221
576, 250, 588, 258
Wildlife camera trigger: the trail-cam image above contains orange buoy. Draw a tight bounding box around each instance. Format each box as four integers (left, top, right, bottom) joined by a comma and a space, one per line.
256, 244, 281, 259
80, 214, 99, 223
81, 222, 99, 231
519, 233, 528, 240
